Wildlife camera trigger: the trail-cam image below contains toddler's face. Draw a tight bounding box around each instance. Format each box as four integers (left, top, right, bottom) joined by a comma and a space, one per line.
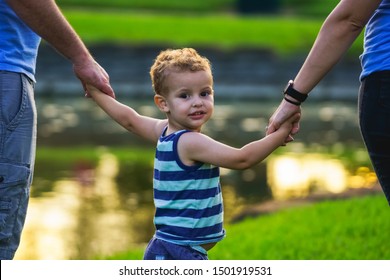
161, 70, 214, 132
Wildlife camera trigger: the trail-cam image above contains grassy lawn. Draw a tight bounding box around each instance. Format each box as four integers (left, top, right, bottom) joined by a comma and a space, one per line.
101, 194, 390, 260
57, 0, 340, 16
57, 0, 236, 12
61, 9, 364, 56
52, 1, 364, 56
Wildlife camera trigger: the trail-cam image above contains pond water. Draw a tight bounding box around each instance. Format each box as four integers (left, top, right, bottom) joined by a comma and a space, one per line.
14, 98, 377, 260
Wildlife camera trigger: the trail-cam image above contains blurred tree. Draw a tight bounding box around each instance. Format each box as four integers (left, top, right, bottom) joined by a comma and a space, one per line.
236, 0, 280, 14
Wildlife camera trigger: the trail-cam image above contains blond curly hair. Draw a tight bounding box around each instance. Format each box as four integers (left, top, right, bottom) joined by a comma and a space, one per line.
150, 48, 212, 95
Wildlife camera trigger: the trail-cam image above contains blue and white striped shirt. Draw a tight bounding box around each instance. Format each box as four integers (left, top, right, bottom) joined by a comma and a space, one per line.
153, 127, 225, 245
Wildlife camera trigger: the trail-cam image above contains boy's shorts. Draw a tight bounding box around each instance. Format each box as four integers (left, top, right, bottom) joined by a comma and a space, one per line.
143, 237, 208, 260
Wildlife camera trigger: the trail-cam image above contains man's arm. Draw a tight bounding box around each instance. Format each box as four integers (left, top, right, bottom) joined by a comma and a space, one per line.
6, 0, 114, 97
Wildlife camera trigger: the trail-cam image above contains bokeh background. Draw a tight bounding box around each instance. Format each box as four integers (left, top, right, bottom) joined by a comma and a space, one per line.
14, 0, 390, 260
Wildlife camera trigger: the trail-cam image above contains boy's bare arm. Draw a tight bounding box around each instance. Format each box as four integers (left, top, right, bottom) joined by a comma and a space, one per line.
180, 114, 300, 170
87, 86, 167, 142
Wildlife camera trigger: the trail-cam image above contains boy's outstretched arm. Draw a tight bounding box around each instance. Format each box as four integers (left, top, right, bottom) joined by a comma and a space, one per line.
87, 86, 167, 142
179, 113, 300, 170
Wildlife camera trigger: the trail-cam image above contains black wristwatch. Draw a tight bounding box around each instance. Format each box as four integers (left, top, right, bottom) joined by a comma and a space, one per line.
283, 80, 308, 104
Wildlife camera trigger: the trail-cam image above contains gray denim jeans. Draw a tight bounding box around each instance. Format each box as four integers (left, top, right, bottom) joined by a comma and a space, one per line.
0, 71, 37, 259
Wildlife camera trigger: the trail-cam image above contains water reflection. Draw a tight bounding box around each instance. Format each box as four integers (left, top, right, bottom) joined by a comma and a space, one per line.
13, 99, 378, 260
16, 151, 155, 260
14, 147, 377, 260
268, 153, 376, 199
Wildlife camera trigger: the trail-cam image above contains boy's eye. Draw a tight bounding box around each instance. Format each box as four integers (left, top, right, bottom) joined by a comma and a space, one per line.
201, 91, 210, 97
179, 93, 190, 99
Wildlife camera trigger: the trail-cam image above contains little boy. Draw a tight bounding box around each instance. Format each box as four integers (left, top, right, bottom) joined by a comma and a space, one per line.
88, 48, 298, 260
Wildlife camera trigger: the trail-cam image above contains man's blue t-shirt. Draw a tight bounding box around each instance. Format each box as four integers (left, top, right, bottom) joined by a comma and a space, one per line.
0, 0, 41, 81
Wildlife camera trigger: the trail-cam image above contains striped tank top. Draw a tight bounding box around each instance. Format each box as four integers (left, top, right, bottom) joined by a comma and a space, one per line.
153, 127, 225, 245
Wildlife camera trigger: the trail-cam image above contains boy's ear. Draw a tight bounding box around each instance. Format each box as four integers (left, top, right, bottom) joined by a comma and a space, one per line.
154, 94, 169, 113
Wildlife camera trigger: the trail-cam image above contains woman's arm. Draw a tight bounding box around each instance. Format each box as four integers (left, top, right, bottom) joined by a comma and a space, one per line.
293, 0, 382, 94
267, 0, 382, 135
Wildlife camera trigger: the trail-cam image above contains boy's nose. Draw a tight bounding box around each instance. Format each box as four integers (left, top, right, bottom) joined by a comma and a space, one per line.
192, 98, 203, 107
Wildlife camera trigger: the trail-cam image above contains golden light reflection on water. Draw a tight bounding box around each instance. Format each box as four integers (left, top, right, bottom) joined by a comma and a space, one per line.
268, 153, 377, 200
15, 179, 81, 259
15, 152, 153, 260
14, 150, 377, 259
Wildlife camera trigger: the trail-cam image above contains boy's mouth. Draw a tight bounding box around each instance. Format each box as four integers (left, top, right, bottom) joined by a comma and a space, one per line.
189, 111, 206, 116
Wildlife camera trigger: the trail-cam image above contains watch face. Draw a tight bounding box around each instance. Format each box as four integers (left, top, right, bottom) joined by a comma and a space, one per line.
284, 80, 293, 93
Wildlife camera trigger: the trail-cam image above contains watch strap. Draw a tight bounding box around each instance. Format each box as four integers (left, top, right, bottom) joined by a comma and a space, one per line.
284, 80, 308, 102
284, 96, 301, 106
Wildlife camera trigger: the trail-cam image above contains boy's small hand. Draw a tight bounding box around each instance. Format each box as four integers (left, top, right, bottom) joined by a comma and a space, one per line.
278, 113, 300, 145
285, 134, 294, 144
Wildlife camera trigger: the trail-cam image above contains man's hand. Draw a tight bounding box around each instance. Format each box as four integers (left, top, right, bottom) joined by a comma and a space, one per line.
73, 58, 115, 99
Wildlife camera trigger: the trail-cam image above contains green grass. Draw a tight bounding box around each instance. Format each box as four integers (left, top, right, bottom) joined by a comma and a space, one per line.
282, 0, 340, 17
53, 1, 364, 56
102, 194, 390, 260
36, 146, 154, 163
57, 0, 340, 17
62, 9, 364, 55
57, 0, 236, 12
